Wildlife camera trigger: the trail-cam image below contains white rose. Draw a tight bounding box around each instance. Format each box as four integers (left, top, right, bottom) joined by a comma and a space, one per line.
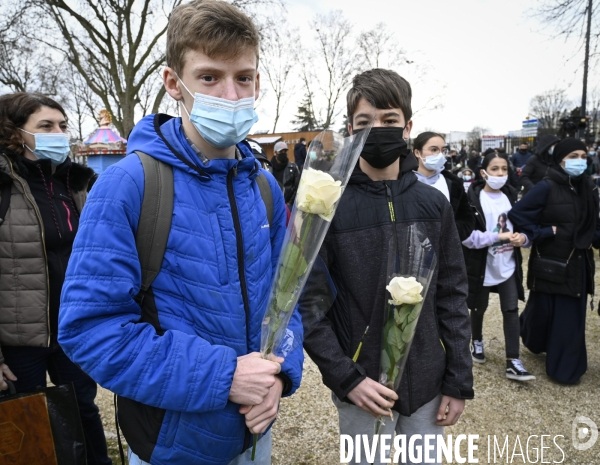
386, 277, 423, 305
295, 168, 342, 221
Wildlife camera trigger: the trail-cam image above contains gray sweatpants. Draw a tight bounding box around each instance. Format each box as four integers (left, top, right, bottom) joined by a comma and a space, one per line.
333, 393, 444, 465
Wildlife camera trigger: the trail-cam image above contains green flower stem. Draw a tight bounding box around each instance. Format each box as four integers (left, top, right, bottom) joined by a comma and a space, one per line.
263, 213, 315, 358
255, 214, 316, 459
251, 435, 257, 461
281, 213, 314, 293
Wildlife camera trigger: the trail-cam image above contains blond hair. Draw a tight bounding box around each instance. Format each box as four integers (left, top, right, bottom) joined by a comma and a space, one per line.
166, 0, 260, 74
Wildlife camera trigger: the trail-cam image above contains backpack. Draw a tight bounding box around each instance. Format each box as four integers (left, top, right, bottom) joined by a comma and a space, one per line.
134, 150, 274, 297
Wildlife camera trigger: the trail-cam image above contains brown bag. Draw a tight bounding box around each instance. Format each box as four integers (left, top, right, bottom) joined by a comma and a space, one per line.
0, 381, 85, 465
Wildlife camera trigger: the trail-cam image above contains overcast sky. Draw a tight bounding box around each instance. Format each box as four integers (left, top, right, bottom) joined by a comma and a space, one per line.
252, 0, 593, 136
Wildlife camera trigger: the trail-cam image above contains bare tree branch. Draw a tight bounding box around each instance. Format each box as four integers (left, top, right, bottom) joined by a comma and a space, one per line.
529, 88, 571, 135
260, 22, 300, 132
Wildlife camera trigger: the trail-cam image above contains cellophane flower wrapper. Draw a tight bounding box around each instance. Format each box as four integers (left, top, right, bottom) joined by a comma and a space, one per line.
260, 123, 373, 359
375, 224, 437, 436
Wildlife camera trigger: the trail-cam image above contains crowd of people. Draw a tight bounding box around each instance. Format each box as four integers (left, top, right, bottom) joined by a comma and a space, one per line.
0, 1, 598, 464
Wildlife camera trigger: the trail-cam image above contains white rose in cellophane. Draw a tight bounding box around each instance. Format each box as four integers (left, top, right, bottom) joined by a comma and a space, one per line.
387, 276, 424, 305
296, 168, 342, 221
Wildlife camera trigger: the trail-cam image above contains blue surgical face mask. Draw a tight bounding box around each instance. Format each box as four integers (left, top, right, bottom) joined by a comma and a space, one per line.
20, 129, 70, 166
308, 151, 318, 161
178, 76, 258, 149
419, 152, 446, 172
463, 175, 472, 181
563, 159, 587, 177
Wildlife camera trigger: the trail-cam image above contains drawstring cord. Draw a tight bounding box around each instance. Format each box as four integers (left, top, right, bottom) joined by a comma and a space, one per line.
36, 164, 62, 240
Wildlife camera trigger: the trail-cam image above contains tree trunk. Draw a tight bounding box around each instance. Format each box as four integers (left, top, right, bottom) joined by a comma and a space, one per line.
151, 86, 167, 114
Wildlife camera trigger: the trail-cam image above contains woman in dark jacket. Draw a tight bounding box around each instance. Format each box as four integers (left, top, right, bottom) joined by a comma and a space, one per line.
462, 152, 533, 381
412, 132, 475, 241
509, 138, 600, 384
0, 92, 111, 464
520, 134, 560, 195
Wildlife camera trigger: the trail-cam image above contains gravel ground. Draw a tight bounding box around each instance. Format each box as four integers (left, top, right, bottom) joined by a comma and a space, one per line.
95, 251, 600, 464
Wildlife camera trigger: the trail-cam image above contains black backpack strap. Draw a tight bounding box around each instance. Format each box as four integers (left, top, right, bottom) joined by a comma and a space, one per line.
0, 183, 11, 226
256, 172, 273, 227
135, 151, 174, 292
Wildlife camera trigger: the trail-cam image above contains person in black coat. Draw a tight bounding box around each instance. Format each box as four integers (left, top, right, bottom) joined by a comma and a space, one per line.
509, 138, 600, 384
412, 132, 475, 241
271, 141, 300, 206
462, 152, 534, 381
520, 135, 560, 195
294, 137, 307, 169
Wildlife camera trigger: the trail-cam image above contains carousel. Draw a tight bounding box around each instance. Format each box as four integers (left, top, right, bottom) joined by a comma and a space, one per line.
74, 109, 127, 174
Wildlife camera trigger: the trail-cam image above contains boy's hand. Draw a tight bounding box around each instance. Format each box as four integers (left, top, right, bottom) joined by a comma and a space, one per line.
229, 353, 283, 406
436, 396, 465, 426
346, 378, 398, 418
239, 377, 284, 434
0, 363, 17, 391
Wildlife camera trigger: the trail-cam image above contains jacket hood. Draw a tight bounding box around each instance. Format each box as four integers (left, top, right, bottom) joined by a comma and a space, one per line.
536, 134, 560, 158
127, 114, 260, 180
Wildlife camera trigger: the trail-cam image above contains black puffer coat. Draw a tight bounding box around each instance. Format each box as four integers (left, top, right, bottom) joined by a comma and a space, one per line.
509, 167, 600, 298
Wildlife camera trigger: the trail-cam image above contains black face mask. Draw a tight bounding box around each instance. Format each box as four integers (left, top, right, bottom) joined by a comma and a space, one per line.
276, 151, 288, 163
354, 127, 406, 169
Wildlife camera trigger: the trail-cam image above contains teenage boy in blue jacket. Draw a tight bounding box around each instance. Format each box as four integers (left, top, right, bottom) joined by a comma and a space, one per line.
58, 2, 303, 464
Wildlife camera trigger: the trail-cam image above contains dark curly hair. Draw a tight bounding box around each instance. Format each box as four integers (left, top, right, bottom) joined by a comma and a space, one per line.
0, 92, 67, 158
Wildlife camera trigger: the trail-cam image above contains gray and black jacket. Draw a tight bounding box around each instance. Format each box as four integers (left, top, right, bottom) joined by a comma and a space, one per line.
303, 153, 474, 416
0, 149, 94, 363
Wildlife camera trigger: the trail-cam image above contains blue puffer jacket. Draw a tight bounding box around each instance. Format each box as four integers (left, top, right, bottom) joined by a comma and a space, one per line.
59, 114, 304, 465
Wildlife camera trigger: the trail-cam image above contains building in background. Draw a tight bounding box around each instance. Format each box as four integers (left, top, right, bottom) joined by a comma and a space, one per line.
248, 130, 323, 162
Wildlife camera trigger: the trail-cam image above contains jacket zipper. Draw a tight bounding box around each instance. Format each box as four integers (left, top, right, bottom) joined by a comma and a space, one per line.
384, 182, 413, 410
227, 165, 251, 348
7, 159, 51, 346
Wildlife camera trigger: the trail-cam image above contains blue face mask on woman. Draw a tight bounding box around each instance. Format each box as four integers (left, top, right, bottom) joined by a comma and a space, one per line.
563, 158, 587, 177
178, 76, 258, 149
20, 129, 70, 166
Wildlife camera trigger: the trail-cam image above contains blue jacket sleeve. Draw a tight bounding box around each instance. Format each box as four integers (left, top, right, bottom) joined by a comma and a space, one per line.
264, 170, 304, 396
59, 161, 238, 414
508, 180, 554, 242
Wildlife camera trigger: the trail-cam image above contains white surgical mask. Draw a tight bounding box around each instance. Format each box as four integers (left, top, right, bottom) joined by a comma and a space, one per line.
178, 75, 258, 149
419, 152, 446, 172
483, 170, 508, 190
